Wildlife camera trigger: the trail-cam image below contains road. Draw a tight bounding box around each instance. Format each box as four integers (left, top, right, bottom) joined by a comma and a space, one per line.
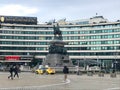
0, 72, 120, 90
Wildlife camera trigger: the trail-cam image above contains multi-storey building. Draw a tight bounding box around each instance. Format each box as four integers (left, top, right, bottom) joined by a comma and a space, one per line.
0, 15, 120, 70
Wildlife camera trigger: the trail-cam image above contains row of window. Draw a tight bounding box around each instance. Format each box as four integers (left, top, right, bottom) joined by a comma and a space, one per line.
0, 47, 47, 50
1, 28, 119, 35
61, 24, 120, 30
0, 40, 120, 45
69, 52, 120, 56
2, 24, 120, 30
0, 36, 52, 40
0, 52, 47, 55
62, 29, 120, 34
0, 34, 120, 40
1, 46, 120, 50
63, 34, 120, 40
0, 30, 53, 34
0, 52, 119, 56
1, 26, 53, 30
67, 46, 120, 50
0, 41, 48, 45
69, 40, 120, 45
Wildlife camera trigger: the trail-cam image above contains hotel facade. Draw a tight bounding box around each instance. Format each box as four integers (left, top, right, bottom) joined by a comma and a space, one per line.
0, 15, 120, 70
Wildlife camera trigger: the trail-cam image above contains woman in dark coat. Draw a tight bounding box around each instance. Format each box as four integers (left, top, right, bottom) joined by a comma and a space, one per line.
63, 66, 69, 82
13, 65, 19, 78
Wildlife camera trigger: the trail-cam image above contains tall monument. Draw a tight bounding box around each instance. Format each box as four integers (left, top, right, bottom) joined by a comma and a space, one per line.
42, 24, 73, 67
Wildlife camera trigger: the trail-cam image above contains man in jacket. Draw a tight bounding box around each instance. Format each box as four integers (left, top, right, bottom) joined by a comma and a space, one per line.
8, 65, 14, 80
63, 66, 69, 82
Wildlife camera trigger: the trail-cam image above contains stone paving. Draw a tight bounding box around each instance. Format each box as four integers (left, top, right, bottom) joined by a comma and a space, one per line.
0, 72, 120, 90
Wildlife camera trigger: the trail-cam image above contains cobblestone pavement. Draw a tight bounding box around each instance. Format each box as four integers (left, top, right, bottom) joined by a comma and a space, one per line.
0, 72, 120, 90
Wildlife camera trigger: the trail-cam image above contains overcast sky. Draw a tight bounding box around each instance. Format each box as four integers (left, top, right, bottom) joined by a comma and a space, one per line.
0, 0, 120, 23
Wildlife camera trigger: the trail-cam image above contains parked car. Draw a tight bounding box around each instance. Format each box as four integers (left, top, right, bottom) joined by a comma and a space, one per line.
46, 67, 55, 74
88, 66, 100, 71
35, 67, 55, 75
35, 67, 46, 74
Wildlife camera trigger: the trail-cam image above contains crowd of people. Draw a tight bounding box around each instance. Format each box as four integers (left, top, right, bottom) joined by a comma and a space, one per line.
7, 64, 69, 81
8, 65, 20, 80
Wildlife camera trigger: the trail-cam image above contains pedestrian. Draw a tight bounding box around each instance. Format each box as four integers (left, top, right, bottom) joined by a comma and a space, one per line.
63, 66, 69, 82
76, 66, 80, 75
8, 65, 14, 80
13, 65, 19, 78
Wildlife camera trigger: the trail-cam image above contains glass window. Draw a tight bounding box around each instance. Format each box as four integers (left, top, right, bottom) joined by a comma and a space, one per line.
74, 31, 78, 34
108, 41, 113, 44
108, 35, 113, 38
114, 34, 119, 38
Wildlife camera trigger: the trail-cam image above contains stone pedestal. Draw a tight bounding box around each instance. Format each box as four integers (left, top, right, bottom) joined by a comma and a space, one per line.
42, 54, 73, 67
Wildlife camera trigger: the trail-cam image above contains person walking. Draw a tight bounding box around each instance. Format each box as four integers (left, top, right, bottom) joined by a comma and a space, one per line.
13, 65, 19, 78
63, 66, 69, 82
8, 65, 14, 80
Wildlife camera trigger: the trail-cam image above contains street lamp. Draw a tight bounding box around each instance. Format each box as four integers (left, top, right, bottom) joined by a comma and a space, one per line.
97, 55, 99, 66
77, 60, 80, 67
114, 61, 118, 72
114, 51, 118, 72
110, 51, 118, 77
84, 55, 86, 71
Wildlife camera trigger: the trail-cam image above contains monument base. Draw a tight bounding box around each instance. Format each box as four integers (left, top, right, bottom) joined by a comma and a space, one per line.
42, 54, 73, 67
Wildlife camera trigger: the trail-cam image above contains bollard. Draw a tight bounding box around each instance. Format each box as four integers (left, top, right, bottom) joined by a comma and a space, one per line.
87, 71, 93, 76
110, 73, 116, 78
77, 71, 82, 75
77, 71, 79, 75
98, 72, 104, 77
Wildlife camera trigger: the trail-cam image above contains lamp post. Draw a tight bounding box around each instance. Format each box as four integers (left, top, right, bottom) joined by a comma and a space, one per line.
114, 51, 118, 73
110, 51, 117, 77
76, 60, 80, 75
97, 55, 101, 72
77, 60, 80, 67
114, 61, 117, 72
97, 55, 99, 66
84, 55, 86, 71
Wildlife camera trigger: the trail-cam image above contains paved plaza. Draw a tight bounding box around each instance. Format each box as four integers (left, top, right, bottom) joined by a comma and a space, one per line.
0, 72, 120, 90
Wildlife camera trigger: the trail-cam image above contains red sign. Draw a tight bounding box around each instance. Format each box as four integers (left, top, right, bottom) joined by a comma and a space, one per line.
5, 56, 20, 60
